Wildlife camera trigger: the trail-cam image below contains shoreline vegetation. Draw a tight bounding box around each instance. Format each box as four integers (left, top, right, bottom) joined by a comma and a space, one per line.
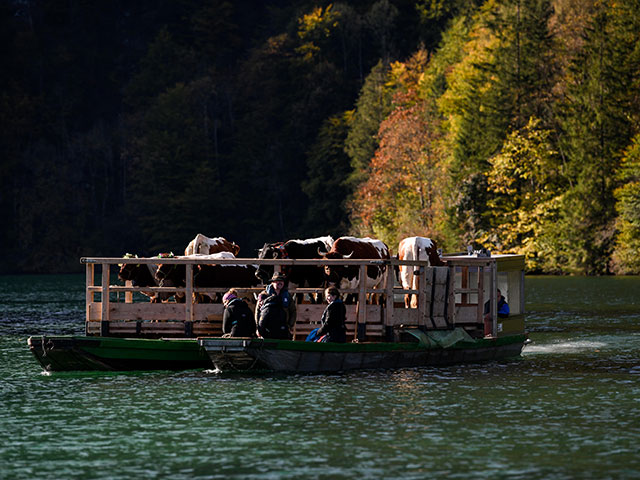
2, 1, 639, 275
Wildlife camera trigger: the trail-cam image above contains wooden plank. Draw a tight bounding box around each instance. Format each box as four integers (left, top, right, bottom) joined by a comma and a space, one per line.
185, 264, 193, 322
454, 305, 479, 324
101, 263, 110, 322
384, 265, 394, 327
461, 266, 469, 304
88, 303, 229, 322
477, 266, 484, 325
448, 265, 456, 325
192, 303, 226, 320
86, 263, 94, 325
420, 267, 435, 329
356, 264, 367, 341
140, 322, 186, 336
432, 267, 448, 316
125, 280, 133, 303
432, 266, 449, 328
358, 264, 367, 323
391, 308, 421, 326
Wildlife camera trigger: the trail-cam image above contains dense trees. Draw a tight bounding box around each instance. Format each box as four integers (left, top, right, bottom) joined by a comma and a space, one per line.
349, 0, 640, 274
1, 0, 639, 274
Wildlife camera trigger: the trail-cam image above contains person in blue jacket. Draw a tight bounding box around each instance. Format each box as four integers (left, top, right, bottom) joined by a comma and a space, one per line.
497, 289, 510, 318
484, 289, 509, 321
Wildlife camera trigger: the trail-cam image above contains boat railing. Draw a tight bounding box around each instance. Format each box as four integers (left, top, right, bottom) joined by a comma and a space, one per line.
81, 255, 523, 341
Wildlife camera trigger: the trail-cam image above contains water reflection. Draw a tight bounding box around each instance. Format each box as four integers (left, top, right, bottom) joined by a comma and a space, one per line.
1, 274, 640, 479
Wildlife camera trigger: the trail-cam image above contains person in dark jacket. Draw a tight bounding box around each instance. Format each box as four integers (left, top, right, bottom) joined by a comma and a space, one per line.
316, 286, 347, 343
496, 289, 510, 318
222, 289, 256, 337
483, 289, 510, 318
255, 272, 296, 339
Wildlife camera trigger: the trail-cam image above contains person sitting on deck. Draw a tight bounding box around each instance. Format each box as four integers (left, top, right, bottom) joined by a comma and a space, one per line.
497, 289, 510, 318
314, 286, 347, 343
483, 289, 509, 337
222, 289, 256, 338
484, 289, 510, 319
255, 272, 296, 339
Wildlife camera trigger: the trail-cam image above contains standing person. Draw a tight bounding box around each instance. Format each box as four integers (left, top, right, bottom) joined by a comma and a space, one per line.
222, 289, 256, 337
315, 286, 347, 343
255, 272, 296, 339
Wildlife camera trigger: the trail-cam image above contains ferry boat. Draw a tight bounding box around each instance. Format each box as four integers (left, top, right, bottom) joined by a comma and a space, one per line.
27, 253, 527, 373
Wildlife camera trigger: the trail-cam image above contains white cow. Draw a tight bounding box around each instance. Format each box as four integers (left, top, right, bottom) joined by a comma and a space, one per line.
397, 236, 445, 308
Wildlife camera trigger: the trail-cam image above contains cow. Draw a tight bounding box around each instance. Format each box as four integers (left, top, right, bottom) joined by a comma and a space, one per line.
255, 236, 334, 303
118, 254, 164, 303
320, 236, 390, 304
185, 233, 240, 256
397, 236, 446, 308
155, 253, 259, 303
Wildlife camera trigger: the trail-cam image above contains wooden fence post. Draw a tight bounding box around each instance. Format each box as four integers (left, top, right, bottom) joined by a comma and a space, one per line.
85, 263, 94, 334
357, 264, 367, 341
101, 262, 110, 336
384, 262, 394, 341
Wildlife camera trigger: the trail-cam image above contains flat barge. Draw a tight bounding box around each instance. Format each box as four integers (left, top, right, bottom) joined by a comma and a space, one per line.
28, 253, 527, 373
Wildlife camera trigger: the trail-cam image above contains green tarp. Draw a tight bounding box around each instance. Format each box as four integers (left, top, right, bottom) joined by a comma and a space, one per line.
401, 327, 475, 349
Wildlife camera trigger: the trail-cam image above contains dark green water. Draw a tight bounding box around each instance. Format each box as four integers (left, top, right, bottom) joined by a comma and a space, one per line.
1, 275, 639, 479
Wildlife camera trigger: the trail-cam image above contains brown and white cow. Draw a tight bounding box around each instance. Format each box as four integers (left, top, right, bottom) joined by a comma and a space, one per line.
155, 252, 258, 303
320, 236, 390, 303
397, 236, 445, 308
185, 234, 240, 256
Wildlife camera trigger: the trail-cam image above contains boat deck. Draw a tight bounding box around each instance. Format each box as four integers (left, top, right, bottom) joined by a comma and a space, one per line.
81, 254, 526, 342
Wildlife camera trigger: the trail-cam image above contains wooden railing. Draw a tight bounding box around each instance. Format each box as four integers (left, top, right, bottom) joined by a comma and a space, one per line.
81, 256, 502, 341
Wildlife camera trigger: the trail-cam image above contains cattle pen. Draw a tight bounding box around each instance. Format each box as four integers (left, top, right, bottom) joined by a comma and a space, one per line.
81, 254, 525, 342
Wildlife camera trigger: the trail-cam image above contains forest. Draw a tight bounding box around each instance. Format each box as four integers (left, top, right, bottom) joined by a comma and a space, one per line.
1, 0, 639, 274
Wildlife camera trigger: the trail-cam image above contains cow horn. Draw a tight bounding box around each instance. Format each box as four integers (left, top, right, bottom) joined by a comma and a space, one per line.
343, 251, 354, 259
317, 247, 326, 256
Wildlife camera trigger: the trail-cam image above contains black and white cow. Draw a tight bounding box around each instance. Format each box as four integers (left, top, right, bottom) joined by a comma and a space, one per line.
255, 236, 334, 303
320, 236, 390, 303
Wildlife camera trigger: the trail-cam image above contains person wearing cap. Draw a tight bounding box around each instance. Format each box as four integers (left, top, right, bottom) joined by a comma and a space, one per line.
222, 289, 256, 337
255, 272, 297, 339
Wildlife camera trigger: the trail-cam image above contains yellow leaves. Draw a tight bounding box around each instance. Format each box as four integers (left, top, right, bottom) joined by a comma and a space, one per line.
296, 4, 340, 60
387, 49, 430, 96
298, 5, 339, 39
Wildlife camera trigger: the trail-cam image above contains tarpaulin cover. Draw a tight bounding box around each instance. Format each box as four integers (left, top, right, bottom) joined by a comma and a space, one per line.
401, 327, 475, 348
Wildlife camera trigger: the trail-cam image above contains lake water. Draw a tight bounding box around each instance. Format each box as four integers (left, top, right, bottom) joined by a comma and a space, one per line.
1, 275, 639, 479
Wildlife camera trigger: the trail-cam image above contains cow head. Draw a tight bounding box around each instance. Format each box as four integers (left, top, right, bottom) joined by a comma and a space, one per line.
155, 263, 185, 288
425, 245, 446, 266
321, 250, 354, 284
255, 242, 287, 283
118, 254, 141, 282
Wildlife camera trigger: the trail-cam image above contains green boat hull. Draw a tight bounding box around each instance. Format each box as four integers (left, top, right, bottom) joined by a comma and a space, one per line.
27, 336, 211, 372
28, 330, 526, 373
200, 333, 527, 373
